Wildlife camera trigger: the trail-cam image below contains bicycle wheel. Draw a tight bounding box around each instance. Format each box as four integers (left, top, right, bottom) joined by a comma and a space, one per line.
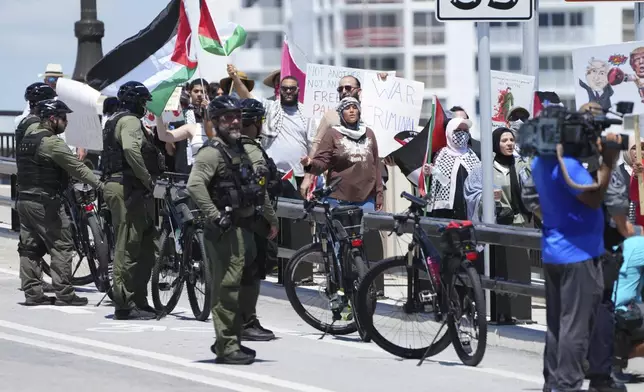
284, 243, 357, 335
184, 226, 212, 321
87, 214, 111, 293
41, 223, 96, 286
101, 209, 115, 301
448, 264, 487, 367
356, 256, 451, 359
349, 254, 372, 342
151, 228, 185, 314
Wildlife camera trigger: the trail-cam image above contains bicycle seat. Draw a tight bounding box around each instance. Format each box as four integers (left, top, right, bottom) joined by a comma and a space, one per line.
400, 191, 427, 208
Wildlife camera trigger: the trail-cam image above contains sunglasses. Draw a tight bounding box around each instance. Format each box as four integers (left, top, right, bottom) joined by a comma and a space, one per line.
280, 86, 297, 92
219, 112, 241, 122
336, 85, 355, 93
508, 112, 529, 122
45, 76, 59, 84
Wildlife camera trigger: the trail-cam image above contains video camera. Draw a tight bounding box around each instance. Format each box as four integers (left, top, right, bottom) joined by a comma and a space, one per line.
516, 101, 634, 159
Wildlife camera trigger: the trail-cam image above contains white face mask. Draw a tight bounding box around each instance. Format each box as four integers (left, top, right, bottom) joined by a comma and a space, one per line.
509, 119, 523, 132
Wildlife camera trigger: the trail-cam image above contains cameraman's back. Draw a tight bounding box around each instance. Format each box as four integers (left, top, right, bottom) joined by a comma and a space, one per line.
531, 155, 604, 264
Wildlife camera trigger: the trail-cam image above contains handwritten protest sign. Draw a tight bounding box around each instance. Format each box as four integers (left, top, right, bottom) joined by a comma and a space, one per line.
490, 71, 535, 129
56, 78, 103, 151
302, 64, 395, 119
361, 75, 424, 157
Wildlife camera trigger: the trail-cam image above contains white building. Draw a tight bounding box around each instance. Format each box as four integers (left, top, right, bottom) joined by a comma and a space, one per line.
278, 0, 635, 132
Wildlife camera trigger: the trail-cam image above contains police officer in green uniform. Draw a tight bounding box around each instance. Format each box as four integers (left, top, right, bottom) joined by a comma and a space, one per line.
238, 98, 280, 341
16, 99, 103, 306
16, 82, 59, 294
101, 81, 165, 320
187, 96, 278, 365
17, 83, 57, 146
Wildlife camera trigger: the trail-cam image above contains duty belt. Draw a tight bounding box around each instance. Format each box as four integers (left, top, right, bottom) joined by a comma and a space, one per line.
18, 192, 59, 203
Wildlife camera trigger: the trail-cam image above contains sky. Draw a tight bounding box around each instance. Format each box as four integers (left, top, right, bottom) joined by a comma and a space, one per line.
0, 0, 239, 112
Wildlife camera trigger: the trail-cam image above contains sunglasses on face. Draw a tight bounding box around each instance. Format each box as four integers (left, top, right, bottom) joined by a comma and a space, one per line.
280, 86, 297, 93
45, 76, 59, 84
508, 113, 529, 122
337, 85, 355, 93
219, 112, 241, 122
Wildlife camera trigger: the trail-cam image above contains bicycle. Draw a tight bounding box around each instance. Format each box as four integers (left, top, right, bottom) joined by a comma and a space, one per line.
283, 177, 374, 341
355, 191, 487, 366
41, 181, 110, 289
150, 172, 212, 321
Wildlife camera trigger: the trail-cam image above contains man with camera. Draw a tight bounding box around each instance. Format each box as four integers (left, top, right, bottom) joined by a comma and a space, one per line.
524, 102, 626, 392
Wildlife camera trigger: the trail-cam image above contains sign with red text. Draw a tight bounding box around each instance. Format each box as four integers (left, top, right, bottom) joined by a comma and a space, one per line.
302, 64, 395, 119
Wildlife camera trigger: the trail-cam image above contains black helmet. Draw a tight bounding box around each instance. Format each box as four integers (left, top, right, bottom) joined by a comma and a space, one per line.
240, 99, 265, 122
102, 96, 119, 115
37, 99, 73, 120
117, 81, 152, 104
208, 95, 241, 119
24, 82, 57, 103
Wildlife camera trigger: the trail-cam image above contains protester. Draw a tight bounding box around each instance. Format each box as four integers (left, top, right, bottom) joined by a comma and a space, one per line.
300, 97, 383, 211
208, 82, 224, 100
425, 117, 480, 220
263, 69, 281, 100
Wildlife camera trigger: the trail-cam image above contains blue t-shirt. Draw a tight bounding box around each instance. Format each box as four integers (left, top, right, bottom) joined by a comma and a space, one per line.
531, 156, 605, 264
614, 236, 644, 310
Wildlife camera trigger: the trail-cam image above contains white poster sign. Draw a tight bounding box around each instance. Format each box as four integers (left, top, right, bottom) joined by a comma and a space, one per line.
302, 64, 395, 119
573, 41, 644, 115
490, 70, 535, 129
361, 75, 425, 157
55, 78, 103, 151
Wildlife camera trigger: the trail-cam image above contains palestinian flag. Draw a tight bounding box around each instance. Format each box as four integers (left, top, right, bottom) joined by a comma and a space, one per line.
390, 96, 447, 193
198, 0, 247, 56
281, 169, 297, 192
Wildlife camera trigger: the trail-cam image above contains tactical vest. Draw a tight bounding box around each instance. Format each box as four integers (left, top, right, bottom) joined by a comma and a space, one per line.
101, 112, 166, 180
16, 129, 68, 196
15, 115, 40, 147
200, 139, 266, 210
240, 137, 281, 199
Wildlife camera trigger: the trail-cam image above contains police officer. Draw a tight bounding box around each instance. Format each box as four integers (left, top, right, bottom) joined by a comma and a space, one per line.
101, 81, 165, 320
17, 83, 57, 146
17, 99, 103, 306
238, 98, 279, 341
187, 96, 278, 365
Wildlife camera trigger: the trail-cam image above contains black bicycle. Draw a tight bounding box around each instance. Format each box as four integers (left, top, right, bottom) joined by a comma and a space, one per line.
284, 177, 374, 341
356, 191, 487, 366
151, 172, 212, 321
41, 182, 110, 289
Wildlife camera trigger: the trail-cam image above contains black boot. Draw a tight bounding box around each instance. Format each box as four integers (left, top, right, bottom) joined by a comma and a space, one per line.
214, 350, 255, 365
589, 375, 627, 392
55, 295, 89, 306
23, 295, 55, 306
241, 317, 275, 341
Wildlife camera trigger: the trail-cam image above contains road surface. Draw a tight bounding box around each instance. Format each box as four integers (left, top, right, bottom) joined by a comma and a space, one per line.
0, 228, 642, 392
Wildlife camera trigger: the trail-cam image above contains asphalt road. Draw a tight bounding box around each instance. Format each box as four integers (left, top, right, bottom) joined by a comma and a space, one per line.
0, 229, 642, 392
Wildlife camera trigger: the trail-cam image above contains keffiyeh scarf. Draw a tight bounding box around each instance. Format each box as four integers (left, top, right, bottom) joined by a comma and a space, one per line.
264, 99, 308, 140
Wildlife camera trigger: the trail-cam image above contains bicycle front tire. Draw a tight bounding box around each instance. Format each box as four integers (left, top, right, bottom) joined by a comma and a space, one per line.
184, 226, 212, 321
356, 256, 452, 359
284, 243, 358, 335
151, 228, 185, 314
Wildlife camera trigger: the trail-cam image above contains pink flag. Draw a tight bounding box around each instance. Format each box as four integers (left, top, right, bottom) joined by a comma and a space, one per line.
280, 37, 306, 103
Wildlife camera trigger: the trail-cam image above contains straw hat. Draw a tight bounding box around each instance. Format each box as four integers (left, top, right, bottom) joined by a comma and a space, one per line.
220, 71, 255, 94
38, 63, 67, 78
263, 69, 280, 88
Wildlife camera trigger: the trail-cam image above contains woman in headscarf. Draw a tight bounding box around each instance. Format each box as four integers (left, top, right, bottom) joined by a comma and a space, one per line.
300, 97, 383, 211
426, 117, 480, 219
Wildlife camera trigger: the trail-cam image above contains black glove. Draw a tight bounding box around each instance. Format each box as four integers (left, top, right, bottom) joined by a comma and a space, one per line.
215, 214, 232, 231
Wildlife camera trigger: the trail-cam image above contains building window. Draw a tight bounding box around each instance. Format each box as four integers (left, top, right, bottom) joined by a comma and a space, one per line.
560, 96, 576, 110
413, 12, 445, 45
569, 12, 584, 26
539, 55, 573, 71
346, 58, 365, 69
508, 56, 521, 71
539, 11, 589, 28
624, 9, 635, 42
414, 55, 446, 88
345, 14, 363, 30
551, 13, 565, 27
244, 32, 260, 48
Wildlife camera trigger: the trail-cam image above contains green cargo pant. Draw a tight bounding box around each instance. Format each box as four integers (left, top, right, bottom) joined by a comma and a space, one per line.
17, 198, 76, 301
238, 219, 274, 324
205, 225, 257, 357
103, 181, 157, 311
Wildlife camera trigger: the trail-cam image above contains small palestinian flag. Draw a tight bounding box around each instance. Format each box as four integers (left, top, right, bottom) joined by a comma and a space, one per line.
281, 169, 297, 192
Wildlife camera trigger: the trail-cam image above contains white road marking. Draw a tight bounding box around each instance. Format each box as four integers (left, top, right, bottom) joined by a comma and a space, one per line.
267, 326, 543, 385
0, 331, 272, 392
30, 306, 94, 315
0, 267, 18, 276
0, 319, 337, 392
86, 322, 167, 333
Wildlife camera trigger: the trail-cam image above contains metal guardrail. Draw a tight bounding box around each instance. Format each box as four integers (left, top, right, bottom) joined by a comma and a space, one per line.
0, 158, 546, 300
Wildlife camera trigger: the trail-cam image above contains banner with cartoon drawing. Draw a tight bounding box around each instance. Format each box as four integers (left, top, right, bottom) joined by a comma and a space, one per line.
490, 71, 535, 129
573, 41, 644, 113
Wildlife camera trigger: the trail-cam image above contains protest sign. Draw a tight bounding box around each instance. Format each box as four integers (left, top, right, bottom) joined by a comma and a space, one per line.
490, 71, 535, 129
302, 64, 395, 119
55, 78, 103, 151
361, 75, 424, 157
